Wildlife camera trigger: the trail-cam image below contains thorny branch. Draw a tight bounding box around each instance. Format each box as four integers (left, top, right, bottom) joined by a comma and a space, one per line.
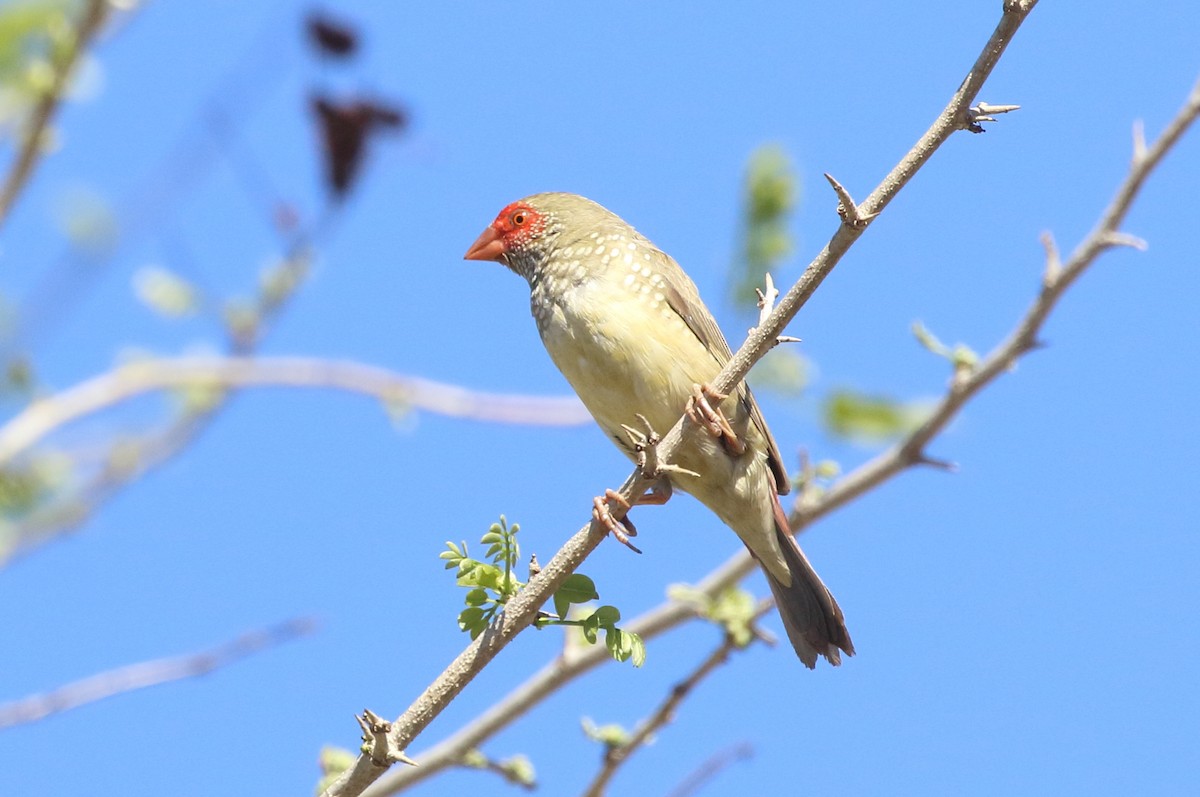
322, 3, 1043, 796
365, 64, 1200, 797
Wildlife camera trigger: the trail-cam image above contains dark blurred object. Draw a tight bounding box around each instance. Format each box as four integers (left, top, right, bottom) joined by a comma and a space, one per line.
311, 95, 408, 198
306, 11, 359, 57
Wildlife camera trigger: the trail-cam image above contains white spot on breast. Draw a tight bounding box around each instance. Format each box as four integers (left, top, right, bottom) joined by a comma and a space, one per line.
610, 247, 620, 257
594, 245, 606, 254
623, 253, 633, 264
643, 253, 651, 261
623, 274, 635, 287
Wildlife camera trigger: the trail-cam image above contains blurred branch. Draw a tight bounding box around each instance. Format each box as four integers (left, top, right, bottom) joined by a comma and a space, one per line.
579, 601, 772, 797
0, 356, 591, 466
0, 0, 110, 231
327, 4, 1041, 796
0, 617, 317, 729
664, 742, 755, 797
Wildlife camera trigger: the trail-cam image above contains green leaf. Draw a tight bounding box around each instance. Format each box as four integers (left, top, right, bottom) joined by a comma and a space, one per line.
458, 606, 485, 636
604, 627, 646, 666
553, 573, 599, 620
591, 604, 621, 627
463, 587, 489, 607
456, 562, 502, 591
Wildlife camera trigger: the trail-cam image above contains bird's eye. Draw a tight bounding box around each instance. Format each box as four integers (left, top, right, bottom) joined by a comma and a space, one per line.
511, 211, 528, 226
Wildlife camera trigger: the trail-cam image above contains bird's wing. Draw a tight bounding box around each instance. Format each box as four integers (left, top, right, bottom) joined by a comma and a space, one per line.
650, 244, 792, 496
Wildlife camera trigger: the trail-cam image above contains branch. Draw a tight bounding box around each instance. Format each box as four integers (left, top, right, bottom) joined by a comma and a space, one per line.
579, 602, 773, 797
0, 617, 316, 729
322, 4, 1041, 796
0, 0, 110, 231
793, 72, 1200, 528
0, 356, 591, 466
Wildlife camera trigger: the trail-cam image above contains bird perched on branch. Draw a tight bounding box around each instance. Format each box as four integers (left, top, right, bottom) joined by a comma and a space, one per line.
464, 192, 853, 668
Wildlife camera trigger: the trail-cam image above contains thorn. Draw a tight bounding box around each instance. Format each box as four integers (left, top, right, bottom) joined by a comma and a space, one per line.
528, 554, 541, 579
1100, 231, 1148, 251
658, 462, 702, 480
823, 173, 874, 228
389, 751, 419, 767
1132, 119, 1147, 163
964, 101, 1020, 133
756, 273, 780, 329
1040, 231, 1062, 286
915, 453, 958, 472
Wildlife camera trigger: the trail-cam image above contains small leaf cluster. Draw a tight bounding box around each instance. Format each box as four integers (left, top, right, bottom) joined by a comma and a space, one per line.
441, 516, 646, 666
549, 577, 646, 667
668, 584, 761, 648
441, 516, 523, 639
912, 320, 979, 377
461, 749, 537, 790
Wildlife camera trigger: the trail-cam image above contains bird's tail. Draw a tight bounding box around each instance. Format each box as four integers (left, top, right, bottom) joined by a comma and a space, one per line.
760, 498, 855, 668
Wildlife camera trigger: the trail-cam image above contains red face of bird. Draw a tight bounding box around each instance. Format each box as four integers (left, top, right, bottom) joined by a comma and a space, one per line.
463, 201, 548, 264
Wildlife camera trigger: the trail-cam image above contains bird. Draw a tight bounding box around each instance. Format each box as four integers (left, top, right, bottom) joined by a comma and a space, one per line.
464, 192, 853, 668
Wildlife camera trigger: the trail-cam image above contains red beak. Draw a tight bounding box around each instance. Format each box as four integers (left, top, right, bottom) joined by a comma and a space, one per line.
464, 224, 506, 262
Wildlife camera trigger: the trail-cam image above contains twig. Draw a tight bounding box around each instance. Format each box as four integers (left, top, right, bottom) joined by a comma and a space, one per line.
0, 0, 110, 230
0, 617, 317, 729
323, 5, 1041, 796
579, 601, 773, 797
0, 356, 591, 466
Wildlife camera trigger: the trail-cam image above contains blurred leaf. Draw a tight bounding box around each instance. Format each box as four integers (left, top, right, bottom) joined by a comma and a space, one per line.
0, 1, 71, 85
749, 347, 810, 396
311, 94, 408, 199
732, 144, 799, 308
498, 754, 536, 788
823, 389, 933, 443
581, 717, 630, 749
912, 320, 979, 374
707, 587, 758, 647
314, 746, 356, 795
54, 185, 118, 255
305, 11, 359, 58
133, 266, 199, 318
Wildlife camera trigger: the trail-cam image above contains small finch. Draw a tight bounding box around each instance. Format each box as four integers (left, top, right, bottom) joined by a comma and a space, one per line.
465, 193, 853, 667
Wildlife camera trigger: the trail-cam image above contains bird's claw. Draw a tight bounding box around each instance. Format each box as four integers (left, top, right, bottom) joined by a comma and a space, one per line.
620, 414, 699, 481
686, 383, 746, 456
593, 489, 642, 553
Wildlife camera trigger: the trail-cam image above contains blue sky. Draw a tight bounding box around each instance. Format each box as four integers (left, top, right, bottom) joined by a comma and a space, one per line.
2, 1, 1199, 795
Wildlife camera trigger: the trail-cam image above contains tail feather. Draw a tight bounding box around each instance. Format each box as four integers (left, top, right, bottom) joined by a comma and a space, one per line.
761, 500, 855, 668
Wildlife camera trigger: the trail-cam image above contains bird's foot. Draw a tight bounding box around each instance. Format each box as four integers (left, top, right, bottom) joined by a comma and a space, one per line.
621, 414, 701, 483
686, 383, 746, 456
593, 489, 642, 553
